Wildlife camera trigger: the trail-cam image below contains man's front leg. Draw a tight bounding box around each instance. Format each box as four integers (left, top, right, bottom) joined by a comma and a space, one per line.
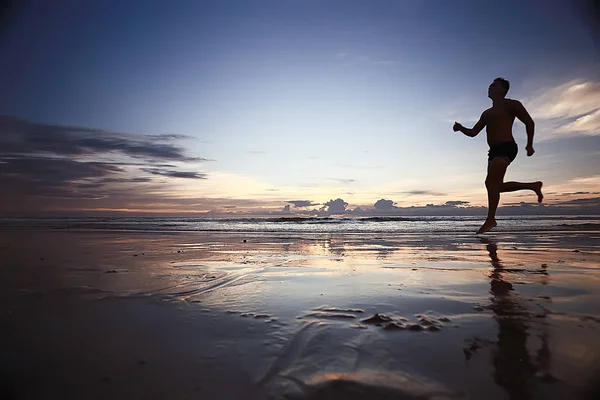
477, 187, 499, 234
478, 158, 509, 234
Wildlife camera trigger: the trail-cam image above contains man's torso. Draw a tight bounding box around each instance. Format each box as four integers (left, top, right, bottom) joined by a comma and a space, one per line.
484, 99, 517, 147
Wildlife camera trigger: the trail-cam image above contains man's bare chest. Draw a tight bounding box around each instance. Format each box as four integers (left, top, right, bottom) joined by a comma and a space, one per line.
485, 106, 515, 125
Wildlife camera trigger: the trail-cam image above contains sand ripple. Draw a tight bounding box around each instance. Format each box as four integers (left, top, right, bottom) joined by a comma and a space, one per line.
281, 370, 463, 400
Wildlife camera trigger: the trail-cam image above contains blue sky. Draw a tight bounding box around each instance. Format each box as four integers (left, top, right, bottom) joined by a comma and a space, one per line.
1, 0, 599, 215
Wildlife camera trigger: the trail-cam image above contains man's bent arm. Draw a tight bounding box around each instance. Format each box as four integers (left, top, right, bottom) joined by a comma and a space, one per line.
513, 100, 535, 147
457, 126, 475, 137
457, 112, 486, 137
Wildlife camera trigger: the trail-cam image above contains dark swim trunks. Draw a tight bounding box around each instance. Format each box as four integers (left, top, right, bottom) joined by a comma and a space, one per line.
488, 141, 518, 164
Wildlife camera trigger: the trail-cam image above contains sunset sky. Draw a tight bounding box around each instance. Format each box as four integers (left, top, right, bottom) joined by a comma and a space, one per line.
1, 0, 599, 216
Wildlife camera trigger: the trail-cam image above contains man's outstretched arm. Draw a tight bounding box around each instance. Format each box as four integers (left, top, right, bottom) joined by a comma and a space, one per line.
513, 100, 535, 156
453, 112, 486, 137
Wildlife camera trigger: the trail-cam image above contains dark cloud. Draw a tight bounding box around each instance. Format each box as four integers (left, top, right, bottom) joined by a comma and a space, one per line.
74, 177, 153, 190
1, 156, 123, 181
0, 115, 208, 214
141, 168, 207, 179
517, 202, 537, 208
556, 191, 595, 196
282, 204, 291, 213
0, 115, 205, 162
555, 197, 600, 206
374, 199, 396, 211
0, 156, 126, 200
101, 177, 153, 183
443, 200, 470, 207
100, 162, 179, 168
323, 198, 348, 213
75, 183, 105, 189
147, 133, 193, 141
287, 200, 319, 208
425, 201, 476, 209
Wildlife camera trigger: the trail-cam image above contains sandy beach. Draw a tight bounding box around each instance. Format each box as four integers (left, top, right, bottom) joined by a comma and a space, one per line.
2, 228, 600, 399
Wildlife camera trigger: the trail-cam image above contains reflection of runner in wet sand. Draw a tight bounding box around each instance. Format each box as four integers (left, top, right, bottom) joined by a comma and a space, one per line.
480, 237, 554, 399
453, 78, 544, 234
481, 237, 534, 399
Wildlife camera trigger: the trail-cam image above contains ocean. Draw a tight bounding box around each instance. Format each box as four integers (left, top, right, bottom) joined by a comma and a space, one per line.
1, 215, 599, 234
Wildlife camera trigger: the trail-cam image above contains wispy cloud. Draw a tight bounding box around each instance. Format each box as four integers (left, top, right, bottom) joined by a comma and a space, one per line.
327, 178, 355, 184
525, 79, 600, 138
559, 108, 600, 135
528, 80, 600, 119
540, 175, 600, 203
399, 190, 447, 196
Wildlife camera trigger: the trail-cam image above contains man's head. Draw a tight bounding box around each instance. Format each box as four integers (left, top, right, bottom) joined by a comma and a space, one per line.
488, 77, 510, 99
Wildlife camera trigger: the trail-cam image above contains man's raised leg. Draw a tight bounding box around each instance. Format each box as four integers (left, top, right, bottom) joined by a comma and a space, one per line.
500, 181, 544, 203
478, 157, 510, 234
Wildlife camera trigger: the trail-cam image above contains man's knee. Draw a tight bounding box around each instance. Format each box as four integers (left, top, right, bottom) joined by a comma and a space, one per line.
486, 159, 509, 189
485, 176, 501, 190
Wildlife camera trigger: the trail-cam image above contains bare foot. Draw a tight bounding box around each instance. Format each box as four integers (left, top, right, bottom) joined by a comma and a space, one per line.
477, 219, 497, 234
534, 181, 544, 203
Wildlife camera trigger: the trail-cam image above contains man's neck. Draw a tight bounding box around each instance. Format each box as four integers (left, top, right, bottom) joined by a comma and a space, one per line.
491, 97, 505, 106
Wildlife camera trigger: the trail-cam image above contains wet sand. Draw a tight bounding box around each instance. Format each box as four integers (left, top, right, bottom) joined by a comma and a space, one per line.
1, 229, 600, 399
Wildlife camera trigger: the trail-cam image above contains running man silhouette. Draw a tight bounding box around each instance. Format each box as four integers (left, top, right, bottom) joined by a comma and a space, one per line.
453, 77, 543, 234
